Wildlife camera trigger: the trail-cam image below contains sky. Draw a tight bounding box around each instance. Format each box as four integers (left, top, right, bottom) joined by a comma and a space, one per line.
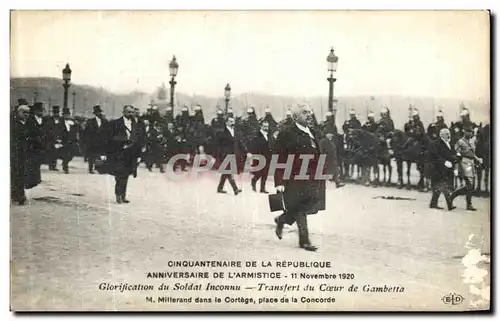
10, 10, 490, 100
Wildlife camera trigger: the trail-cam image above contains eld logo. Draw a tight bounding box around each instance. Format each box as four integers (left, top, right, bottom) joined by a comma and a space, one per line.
442, 293, 465, 305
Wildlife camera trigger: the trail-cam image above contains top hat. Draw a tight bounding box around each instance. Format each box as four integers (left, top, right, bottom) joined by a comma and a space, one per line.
52, 105, 61, 113
17, 98, 29, 106
31, 102, 44, 112
93, 105, 103, 113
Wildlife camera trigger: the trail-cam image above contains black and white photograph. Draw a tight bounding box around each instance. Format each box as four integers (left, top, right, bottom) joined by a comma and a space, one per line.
9, 10, 491, 311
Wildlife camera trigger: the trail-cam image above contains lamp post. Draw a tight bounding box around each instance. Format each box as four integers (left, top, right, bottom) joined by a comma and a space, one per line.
332, 98, 338, 125
62, 63, 72, 113
72, 91, 76, 116
327, 48, 339, 117
224, 83, 231, 114
169, 55, 179, 114
33, 90, 39, 104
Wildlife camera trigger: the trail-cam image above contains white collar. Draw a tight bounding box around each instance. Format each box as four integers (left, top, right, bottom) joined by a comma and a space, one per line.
227, 126, 234, 133
295, 122, 313, 136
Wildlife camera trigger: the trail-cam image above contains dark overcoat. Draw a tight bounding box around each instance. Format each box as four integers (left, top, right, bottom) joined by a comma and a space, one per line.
102, 117, 142, 177
24, 115, 45, 187
429, 138, 457, 187
273, 123, 326, 215
58, 120, 79, 163
216, 127, 248, 173
249, 130, 273, 175
84, 117, 108, 158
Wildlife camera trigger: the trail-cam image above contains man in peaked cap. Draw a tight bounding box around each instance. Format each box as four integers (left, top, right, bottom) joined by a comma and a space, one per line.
44, 105, 64, 170
84, 105, 108, 174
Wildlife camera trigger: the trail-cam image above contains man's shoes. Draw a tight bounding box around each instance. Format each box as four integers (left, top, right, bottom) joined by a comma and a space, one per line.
217, 190, 227, 194
260, 190, 269, 194
430, 205, 444, 210
17, 196, 27, 205
336, 181, 345, 188
234, 189, 242, 196
64, 170, 69, 174
89, 170, 95, 174
448, 206, 457, 211
122, 197, 130, 204
274, 217, 283, 240
251, 181, 257, 192
116, 195, 123, 204
300, 244, 318, 252
467, 206, 477, 211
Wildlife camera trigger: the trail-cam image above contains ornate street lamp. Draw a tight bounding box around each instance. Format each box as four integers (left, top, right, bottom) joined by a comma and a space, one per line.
169, 55, 179, 114
327, 48, 339, 114
62, 63, 72, 113
224, 83, 231, 114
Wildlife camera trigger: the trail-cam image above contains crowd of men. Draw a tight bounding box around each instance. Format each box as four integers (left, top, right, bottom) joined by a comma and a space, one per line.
11, 97, 488, 209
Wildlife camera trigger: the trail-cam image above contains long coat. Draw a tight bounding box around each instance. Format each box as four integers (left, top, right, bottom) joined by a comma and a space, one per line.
319, 137, 338, 177
429, 138, 457, 187
274, 123, 326, 215
11, 118, 42, 191
57, 120, 79, 162
102, 117, 142, 177
84, 117, 108, 158
216, 127, 248, 173
44, 116, 65, 163
25, 115, 45, 187
249, 130, 273, 175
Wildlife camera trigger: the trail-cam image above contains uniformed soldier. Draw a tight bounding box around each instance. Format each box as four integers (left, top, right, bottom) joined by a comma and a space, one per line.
405, 109, 425, 140
362, 111, 378, 133
321, 111, 338, 135
378, 107, 395, 136
211, 109, 226, 134
164, 105, 175, 124
262, 107, 278, 133
176, 105, 191, 129
345, 109, 362, 130
451, 108, 479, 142
226, 108, 235, 118
451, 126, 482, 211
278, 109, 294, 130
427, 110, 448, 140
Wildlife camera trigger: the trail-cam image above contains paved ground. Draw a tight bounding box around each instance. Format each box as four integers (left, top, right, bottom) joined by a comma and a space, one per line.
10, 158, 490, 311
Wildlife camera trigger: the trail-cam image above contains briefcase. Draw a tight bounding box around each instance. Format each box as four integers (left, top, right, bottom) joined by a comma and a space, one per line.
268, 192, 286, 212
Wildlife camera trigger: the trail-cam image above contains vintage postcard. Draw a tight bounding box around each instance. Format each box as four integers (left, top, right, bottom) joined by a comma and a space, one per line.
9, 10, 491, 311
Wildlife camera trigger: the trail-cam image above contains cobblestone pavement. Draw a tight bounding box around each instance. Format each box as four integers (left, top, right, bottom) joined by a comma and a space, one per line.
10, 158, 490, 311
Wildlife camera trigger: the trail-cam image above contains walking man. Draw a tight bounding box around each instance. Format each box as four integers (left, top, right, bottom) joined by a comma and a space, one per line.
273, 104, 326, 252
250, 120, 272, 193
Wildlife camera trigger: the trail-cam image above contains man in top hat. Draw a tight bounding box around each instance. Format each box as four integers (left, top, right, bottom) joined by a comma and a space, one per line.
45, 105, 64, 170
57, 107, 79, 174
451, 125, 482, 211
362, 111, 378, 133
84, 105, 108, 174
427, 110, 448, 140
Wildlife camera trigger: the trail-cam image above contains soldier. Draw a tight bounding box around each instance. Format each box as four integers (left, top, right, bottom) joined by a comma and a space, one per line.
45, 105, 63, 170
451, 126, 483, 211
345, 109, 362, 130
362, 111, 378, 133
84, 105, 108, 174
320, 111, 338, 135
405, 109, 425, 140
427, 110, 448, 140
278, 109, 294, 130
319, 130, 343, 187
176, 105, 191, 129
58, 107, 79, 174
211, 109, 225, 130
451, 108, 479, 143
262, 107, 278, 133
378, 107, 395, 136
